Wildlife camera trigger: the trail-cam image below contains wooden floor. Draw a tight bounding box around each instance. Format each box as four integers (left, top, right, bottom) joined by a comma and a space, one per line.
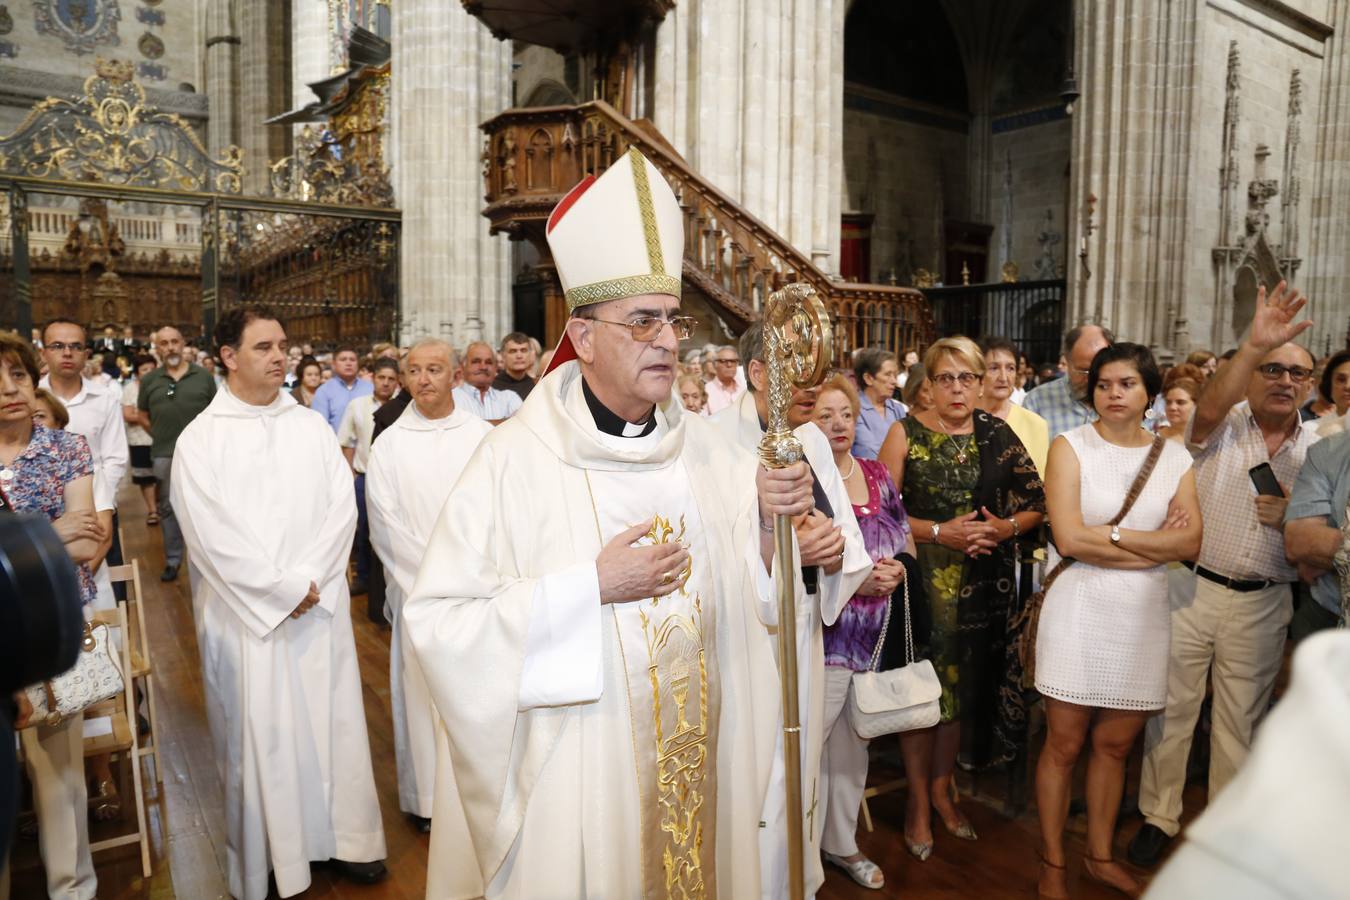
11, 482, 1201, 898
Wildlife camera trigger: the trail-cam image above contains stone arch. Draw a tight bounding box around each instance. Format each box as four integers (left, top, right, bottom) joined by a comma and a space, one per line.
523, 79, 576, 108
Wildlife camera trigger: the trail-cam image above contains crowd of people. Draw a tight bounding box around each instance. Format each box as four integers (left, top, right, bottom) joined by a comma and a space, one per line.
5, 147, 1349, 900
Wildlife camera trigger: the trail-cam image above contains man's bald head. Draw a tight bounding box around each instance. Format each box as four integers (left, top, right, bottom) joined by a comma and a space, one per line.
1065, 324, 1115, 400
406, 337, 458, 370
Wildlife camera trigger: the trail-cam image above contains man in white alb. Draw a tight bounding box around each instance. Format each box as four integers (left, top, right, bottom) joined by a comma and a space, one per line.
171, 305, 386, 900
366, 339, 491, 832
404, 148, 817, 899
712, 322, 871, 897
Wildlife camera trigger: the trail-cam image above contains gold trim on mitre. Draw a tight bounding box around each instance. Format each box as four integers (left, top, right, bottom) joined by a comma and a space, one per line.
566, 273, 683, 310
628, 148, 666, 276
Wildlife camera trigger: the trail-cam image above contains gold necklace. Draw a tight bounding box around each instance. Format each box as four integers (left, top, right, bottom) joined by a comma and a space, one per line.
935, 414, 974, 464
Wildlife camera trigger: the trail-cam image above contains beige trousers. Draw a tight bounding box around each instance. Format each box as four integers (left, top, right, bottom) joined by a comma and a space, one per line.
2, 716, 97, 900
1138, 570, 1292, 837
819, 665, 870, 858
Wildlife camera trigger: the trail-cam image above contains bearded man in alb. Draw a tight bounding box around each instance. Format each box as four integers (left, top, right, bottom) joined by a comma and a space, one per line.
404, 148, 816, 899
171, 305, 386, 899
711, 321, 871, 897
366, 339, 491, 830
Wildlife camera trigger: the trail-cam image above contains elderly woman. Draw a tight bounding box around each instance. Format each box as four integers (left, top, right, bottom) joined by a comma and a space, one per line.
1158, 363, 1205, 442
1, 334, 103, 898
980, 337, 1049, 474
879, 336, 1045, 859
812, 374, 915, 889
290, 356, 322, 408
32, 388, 69, 430
852, 348, 907, 460
676, 373, 709, 415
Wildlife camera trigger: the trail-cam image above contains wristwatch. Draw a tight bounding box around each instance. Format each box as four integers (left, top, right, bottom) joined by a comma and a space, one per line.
1110, 524, 1121, 544
931, 522, 941, 543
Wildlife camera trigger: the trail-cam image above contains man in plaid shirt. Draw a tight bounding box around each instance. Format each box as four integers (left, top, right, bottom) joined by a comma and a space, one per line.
1130, 282, 1317, 868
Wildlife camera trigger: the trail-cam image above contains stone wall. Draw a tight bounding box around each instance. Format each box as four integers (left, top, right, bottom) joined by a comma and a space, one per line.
841, 85, 968, 284
0, 0, 199, 90
990, 112, 1070, 282
1068, 0, 1350, 360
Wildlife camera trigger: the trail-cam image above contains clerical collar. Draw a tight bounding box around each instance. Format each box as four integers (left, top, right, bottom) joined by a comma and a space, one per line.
582, 378, 657, 438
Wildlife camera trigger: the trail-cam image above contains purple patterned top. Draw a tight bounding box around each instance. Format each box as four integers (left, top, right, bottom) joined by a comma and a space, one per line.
824, 457, 912, 671
5, 425, 97, 605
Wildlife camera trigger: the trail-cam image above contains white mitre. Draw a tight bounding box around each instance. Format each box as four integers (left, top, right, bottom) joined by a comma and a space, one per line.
542, 147, 684, 373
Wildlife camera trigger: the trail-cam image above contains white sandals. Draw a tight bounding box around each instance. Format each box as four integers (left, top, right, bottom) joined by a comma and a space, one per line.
823, 851, 885, 890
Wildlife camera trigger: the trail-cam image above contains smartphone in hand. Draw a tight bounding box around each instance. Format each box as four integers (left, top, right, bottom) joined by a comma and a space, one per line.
1248, 462, 1284, 497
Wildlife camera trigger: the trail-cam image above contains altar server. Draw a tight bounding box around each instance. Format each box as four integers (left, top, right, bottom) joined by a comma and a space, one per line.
171, 305, 386, 900
366, 338, 491, 829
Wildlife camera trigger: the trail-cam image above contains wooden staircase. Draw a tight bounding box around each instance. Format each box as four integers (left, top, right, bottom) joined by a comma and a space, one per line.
480, 100, 933, 364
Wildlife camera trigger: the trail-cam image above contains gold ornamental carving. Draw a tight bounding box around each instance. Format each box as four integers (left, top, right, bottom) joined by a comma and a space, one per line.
0, 58, 244, 193
268, 65, 394, 207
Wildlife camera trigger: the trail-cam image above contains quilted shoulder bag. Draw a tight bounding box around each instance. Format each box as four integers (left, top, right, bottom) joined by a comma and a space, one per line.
22, 620, 123, 729
847, 570, 942, 739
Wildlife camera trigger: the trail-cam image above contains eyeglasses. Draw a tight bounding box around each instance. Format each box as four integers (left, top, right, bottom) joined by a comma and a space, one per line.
165, 383, 176, 398
1257, 363, 1313, 383
584, 315, 698, 342
930, 371, 981, 389
46, 342, 86, 353
714, 359, 738, 366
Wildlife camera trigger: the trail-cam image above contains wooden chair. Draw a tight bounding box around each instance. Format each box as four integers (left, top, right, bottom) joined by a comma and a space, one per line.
106, 558, 162, 785
84, 602, 152, 878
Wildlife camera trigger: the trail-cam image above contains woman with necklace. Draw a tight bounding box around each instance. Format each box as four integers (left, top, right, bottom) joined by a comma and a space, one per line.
880, 336, 1045, 861
1033, 343, 1200, 899
0, 334, 103, 899
811, 375, 916, 889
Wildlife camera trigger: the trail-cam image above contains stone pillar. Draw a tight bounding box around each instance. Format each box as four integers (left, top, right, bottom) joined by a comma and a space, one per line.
291, 0, 330, 114
203, 0, 240, 161
392, 0, 511, 347
1305, 0, 1350, 352
651, 0, 848, 276
1066, 0, 1201, 354
237, 0, 290, 193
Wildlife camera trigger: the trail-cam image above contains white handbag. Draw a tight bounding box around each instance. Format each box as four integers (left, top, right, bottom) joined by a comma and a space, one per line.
847, 572, 942, 740
22, 621, 124, 729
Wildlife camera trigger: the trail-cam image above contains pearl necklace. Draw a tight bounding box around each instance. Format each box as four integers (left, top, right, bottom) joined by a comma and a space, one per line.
935, 414, 974, 464
840, 455, 857, 480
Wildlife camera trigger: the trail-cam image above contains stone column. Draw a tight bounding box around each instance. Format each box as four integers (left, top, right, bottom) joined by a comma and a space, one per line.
203, 0, 240, 162
651, 0, 848, 276
1066, 0, 1201, 355
237, 0, 290, 193
392, 0, 511, 347
1305, 0, 1350, 352
291, 0, 330, 116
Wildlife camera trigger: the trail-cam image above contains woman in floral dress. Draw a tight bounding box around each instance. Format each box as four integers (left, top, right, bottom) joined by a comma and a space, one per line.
881, 336, 1045, 861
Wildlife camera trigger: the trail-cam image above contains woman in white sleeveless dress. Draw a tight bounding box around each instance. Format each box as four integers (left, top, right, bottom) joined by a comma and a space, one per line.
1033, 343, 1202, 899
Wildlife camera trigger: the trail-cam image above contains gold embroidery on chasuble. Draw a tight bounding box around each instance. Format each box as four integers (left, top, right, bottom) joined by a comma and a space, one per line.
615, 513, 720, 899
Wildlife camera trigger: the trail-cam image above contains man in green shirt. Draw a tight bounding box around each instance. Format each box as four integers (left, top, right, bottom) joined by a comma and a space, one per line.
137, 326, 216, 581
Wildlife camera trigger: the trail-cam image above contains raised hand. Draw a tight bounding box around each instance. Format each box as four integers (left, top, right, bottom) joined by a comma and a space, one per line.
596, 519, 691, 604
1248, 281, 1313, 352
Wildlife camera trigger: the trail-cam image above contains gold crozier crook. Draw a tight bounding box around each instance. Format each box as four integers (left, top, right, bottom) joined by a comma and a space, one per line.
756, 283, 833, 900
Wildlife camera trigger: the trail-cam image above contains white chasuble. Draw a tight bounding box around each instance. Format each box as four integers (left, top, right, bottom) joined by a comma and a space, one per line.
405, 362, 785, 900
171, 388, 386, 900
711, 391, 871, 898
367, 403, 492, 818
